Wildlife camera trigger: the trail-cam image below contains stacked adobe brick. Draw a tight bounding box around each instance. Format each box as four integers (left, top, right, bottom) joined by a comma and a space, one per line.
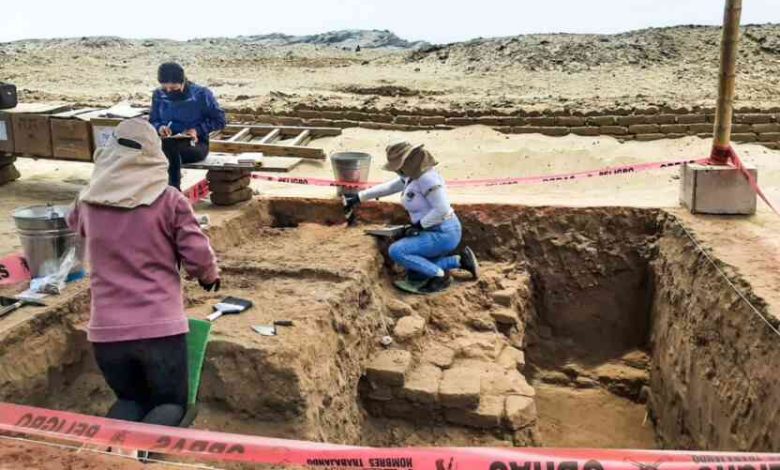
226, 107, 780, 151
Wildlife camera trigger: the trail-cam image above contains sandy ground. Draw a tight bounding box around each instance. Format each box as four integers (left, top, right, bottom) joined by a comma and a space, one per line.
0, 438, 180, 469
2, 25, 779, 113
535, 385, 655, 449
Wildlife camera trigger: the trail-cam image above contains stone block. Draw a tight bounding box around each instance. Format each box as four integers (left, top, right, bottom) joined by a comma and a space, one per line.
209, 175, 251, 194
439, 365, 482, 408
628, 124, 660, 134
689, 123, 714, 133
600, 126, 628, 135
402, 364, 442, 404
445, 395, 505, 429
556, 116, 586, 126
491, 289, 516, 308
505, 396, 537, 430
680, 163, 757, 215
525, 117, 556, 126
395, 115, 421, 125
617, 116, 650, 126
365, 113, 394, 123
732, 133, 758, 143
735, 114, 772, 124
275, 116, 304, 126
386, 299, 414, 318
446, 117, 476, 126
646, 114, 677, 124
497, 346, 525, 371
752, 123, 780, 134
422, 344, 455, 369
570, 127, 600, 136
587, 116, 617, 126
677, 114, 707, 124
481, 366, 535, 397
210, 188, 253, 206
490, 308, 519, 325
419, 116, 446, 126
393, 315, 426, 342
635, 133, 666, 141
660, 124, 689, 134
758, 132, 780, 143
453, 333, 504, 361
366, 349, 413, 386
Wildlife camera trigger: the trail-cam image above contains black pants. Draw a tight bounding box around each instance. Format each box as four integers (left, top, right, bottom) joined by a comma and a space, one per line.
162, 139, 209, 190
93, 334, 188, 427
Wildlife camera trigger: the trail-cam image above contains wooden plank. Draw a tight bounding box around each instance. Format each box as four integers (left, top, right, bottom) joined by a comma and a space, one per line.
210, 140, 325, 159
1, 103, 71, 114
289, 130, 311, 147
259, 128, 281, 144
226, 124, 341, 138
260, 156, 303, 172
228, 127, 252, 142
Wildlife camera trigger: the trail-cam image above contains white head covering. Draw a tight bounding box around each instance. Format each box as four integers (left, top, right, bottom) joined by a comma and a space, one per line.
80, 118, 169, 209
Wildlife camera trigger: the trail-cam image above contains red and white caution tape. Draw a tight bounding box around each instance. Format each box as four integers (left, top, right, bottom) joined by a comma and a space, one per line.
1, 403, 779, 468
183, 157, 707, 204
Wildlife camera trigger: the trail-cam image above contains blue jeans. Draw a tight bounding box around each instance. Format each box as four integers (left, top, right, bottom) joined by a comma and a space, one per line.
388, 218, 462, 279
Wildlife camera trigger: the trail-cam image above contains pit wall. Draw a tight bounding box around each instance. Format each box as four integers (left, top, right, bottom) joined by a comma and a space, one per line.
0, 199, 779, 452
226, 106, 780, 150
648, 214, 780, 451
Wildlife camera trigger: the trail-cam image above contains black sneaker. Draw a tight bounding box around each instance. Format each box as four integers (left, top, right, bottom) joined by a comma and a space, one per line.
460, 247, 480, 279
419, 275, 452, 294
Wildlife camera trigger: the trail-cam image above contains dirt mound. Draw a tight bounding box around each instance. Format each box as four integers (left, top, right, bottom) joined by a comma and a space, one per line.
405, 25, 780, 73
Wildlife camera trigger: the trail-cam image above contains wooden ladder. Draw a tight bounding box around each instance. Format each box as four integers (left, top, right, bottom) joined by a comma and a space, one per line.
209, 125, 341, 160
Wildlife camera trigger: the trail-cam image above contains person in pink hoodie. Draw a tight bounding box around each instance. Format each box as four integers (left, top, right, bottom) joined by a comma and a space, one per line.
68, 118, 219, 430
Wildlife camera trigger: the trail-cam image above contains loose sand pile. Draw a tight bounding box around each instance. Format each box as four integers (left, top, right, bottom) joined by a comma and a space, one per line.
2, 25, 779, 113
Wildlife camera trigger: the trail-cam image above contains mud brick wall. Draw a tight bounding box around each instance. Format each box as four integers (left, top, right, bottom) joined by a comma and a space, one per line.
226, 106, 780, 151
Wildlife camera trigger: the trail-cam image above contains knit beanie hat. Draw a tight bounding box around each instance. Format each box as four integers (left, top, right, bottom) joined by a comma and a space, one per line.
158, 62, 185, 84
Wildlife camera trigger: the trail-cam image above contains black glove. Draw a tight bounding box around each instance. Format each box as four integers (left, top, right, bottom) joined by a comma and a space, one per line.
199, 278, 221, 292
343, 194, 361, 211
404, 222, 424, 238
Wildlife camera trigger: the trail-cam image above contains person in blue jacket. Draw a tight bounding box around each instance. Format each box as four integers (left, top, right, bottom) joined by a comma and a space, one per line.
150, 62, 226, 190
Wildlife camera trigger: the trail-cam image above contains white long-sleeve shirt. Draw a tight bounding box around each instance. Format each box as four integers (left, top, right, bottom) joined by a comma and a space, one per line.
358, 169, 455, 228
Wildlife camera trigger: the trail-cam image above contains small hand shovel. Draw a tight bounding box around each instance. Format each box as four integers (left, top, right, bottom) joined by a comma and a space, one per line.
252, 320, 294, 337
0, 295, 47, 319
207, 296, 253, 322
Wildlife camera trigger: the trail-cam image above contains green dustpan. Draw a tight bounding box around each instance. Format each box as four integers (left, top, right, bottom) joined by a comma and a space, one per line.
181, 318, 211, 427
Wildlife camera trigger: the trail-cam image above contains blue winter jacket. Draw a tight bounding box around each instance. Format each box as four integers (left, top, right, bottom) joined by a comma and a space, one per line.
149, 82, 226, 143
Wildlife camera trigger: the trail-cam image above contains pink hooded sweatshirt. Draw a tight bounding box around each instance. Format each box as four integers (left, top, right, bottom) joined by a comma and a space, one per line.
68, 189, 218, 343
68, 118, 218, 343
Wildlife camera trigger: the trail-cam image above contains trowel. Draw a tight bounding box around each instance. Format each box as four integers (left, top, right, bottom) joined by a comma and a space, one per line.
252, 320, 294, 337
207, 296, 253, 322
0, 294, 47, 319
364, 225, 406, 239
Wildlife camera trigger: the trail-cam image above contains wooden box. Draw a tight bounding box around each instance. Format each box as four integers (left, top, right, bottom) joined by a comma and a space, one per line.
6, 103, 70, 157
50, 108, 101, 162
0, 112, 12, 154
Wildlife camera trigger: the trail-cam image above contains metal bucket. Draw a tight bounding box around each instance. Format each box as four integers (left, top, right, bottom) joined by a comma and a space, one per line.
330, 152, 372, 196
13, 204, 84, 279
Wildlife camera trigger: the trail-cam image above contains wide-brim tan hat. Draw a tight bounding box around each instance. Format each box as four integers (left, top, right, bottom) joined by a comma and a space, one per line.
383, 141, 424, 172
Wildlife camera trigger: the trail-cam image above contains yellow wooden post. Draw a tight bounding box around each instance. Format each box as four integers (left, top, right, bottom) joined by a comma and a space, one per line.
711, 0, 743, 164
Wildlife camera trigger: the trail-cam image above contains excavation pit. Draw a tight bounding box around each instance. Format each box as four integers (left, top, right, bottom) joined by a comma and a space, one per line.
0, 197, 778, 462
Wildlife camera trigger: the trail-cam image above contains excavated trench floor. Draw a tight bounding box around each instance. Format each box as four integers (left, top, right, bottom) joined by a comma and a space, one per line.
1, 197, 778, 466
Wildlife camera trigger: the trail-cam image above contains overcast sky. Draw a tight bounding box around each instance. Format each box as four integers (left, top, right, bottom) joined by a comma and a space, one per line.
2, 0, 779, 43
